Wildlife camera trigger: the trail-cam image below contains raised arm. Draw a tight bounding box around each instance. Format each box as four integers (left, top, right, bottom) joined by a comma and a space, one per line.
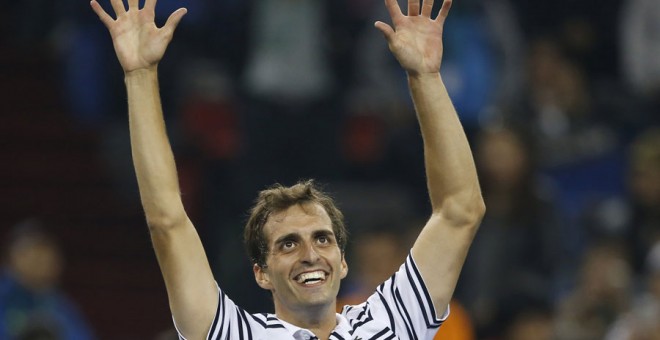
91, 1, 217, 338
375, 0, 485, 315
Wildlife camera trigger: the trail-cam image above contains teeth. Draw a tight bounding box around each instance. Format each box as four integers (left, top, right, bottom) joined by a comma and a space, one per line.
296, 271, 326, 284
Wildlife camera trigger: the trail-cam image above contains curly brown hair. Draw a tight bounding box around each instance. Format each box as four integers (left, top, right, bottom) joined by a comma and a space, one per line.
244, 180, 348, 268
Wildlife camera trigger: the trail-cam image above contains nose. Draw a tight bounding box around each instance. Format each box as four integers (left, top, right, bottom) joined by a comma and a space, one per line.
300, 242, 321, 264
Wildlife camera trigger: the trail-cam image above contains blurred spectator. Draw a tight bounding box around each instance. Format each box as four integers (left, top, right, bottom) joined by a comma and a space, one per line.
605, 241, 660, 340
503, 305, 555, 340
457, 126, 564, 337
338, 226, 409, 303
440, 0, 523, 128
520, 37, 621, 169
510, 0, 621, 80
349, 0, 524, 132
155, 328, 180, 340
625, 130, 660, 269
57, 0, 207, 128
555, 241, 633, 340
584, 128, 660, 272
0, 219, 95, 340
337, 226, 476, 340
240, 0, 349, 187
508, 36, 626, 232
57, 0, 210, 206
620, 0, 660, 111
342, 0, 524, 211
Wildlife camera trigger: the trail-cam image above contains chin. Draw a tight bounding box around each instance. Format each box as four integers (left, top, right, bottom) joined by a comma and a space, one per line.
295, 288, 335, 306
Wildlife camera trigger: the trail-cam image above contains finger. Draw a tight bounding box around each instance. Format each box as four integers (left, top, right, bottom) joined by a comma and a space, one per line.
408, 0, 420, 16
374, 21, 395, 42
145, 0, 157, 11
163, 8, 187, 34
434, 0, 452, 22
90, 1, 115, 27
421, 0, 434, 18
384, 0, 404, 23
109, 0, 126, 15
128, 0, 139, 10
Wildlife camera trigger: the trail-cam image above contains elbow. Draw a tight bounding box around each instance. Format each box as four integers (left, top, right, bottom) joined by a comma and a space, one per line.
473, 198, 486, 226
434, 192, 485, 229
141, 199, 189, 232
145, 210, 189, 233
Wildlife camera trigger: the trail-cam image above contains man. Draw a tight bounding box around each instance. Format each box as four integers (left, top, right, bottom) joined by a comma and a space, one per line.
0, 221, 95, 340
90, 0, 484, 339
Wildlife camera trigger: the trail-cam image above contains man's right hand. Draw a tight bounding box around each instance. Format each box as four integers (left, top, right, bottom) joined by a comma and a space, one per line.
90, 0, 186, 73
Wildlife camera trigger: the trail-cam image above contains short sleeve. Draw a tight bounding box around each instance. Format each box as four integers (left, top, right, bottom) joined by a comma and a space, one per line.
173, 284, 254, 340
364, 254, 449, 339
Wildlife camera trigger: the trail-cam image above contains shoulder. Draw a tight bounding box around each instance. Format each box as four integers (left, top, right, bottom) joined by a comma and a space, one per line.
246, 313, 288, 331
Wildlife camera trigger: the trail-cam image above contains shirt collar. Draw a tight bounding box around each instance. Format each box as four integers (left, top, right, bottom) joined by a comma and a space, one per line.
274, 313, 350, 340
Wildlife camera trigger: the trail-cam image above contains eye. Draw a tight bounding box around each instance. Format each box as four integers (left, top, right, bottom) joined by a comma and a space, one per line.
317, 235, 329, 244
282, 240, 296, 250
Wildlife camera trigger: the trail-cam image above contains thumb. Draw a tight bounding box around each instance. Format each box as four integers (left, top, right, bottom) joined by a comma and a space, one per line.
163, 8, 187, 35
374, 21, 395, 42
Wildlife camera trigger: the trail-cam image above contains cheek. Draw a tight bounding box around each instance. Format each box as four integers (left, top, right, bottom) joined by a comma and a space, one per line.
268, 259, 294, 282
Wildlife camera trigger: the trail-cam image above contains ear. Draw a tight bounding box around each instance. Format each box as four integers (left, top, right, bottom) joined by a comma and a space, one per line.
340, 254, 348, 279
253, 263, 273, 290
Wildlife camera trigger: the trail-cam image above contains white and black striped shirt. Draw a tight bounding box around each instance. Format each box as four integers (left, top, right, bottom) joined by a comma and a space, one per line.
175, 254, 449, 340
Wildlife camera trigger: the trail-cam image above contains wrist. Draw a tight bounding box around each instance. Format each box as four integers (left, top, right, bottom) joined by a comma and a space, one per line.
124, 66, 158, 80
407, 72, 443, 88
124, 67, 159, 90
407, 71, 441, 82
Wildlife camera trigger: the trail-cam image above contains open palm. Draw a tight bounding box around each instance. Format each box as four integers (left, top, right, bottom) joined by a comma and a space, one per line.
375, 0, 452, 75
91, 0, 186, 73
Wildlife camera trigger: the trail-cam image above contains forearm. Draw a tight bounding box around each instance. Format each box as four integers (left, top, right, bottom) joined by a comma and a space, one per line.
124, 68, 217, 339
408, 71, 484, 314
125, 67, 186, 227
408, 72, 483, 221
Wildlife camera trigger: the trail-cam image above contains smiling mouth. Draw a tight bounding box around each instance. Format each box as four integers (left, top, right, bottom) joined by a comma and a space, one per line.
294, 270, 327, 285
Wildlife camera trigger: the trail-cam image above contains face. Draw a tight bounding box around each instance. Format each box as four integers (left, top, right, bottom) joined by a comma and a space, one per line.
254, 203, 348, 316
478, 130, 528, 188
9, 238, 62, 291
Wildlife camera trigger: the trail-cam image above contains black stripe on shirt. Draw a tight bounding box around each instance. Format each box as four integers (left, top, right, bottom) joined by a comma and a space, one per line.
330, 331, 345, 340
369, 327, 390, 340
264, 314, 287, 329
249, 314, 267, 328
376, 290, 396, 334
343, 305, 354, 315
239, 309, 253, 340
224, 324, 231, 340
406, 255, 442, 327
394, 287, 417, 339
350, 307, 371, 328
381, 331, 396, 340
390, 275, 414, 340
249, 313, 285, 329
351, 308, 374, 329
369, 327, 397, 340
208, 290, 226, 339
404, 259, 431, 328
236, 307, 245, 340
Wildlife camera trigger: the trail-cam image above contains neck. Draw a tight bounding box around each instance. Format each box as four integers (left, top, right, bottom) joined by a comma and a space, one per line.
275, 302, 337, 339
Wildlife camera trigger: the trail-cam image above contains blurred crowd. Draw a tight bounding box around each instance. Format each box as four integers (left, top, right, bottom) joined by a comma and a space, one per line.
3, 0, 660, 339
0, 220, 95, 339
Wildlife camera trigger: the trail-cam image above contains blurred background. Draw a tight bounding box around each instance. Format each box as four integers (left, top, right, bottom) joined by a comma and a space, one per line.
0, 0, 658, 339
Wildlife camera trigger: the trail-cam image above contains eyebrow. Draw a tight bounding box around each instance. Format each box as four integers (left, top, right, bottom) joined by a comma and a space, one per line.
273, 229, 336, 246
274, 233, 301, 246
312, 230, 335, 239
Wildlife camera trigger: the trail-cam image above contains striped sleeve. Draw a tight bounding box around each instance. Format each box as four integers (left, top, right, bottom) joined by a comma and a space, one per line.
367, 254, 449, 339
173, 284, 254, 340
